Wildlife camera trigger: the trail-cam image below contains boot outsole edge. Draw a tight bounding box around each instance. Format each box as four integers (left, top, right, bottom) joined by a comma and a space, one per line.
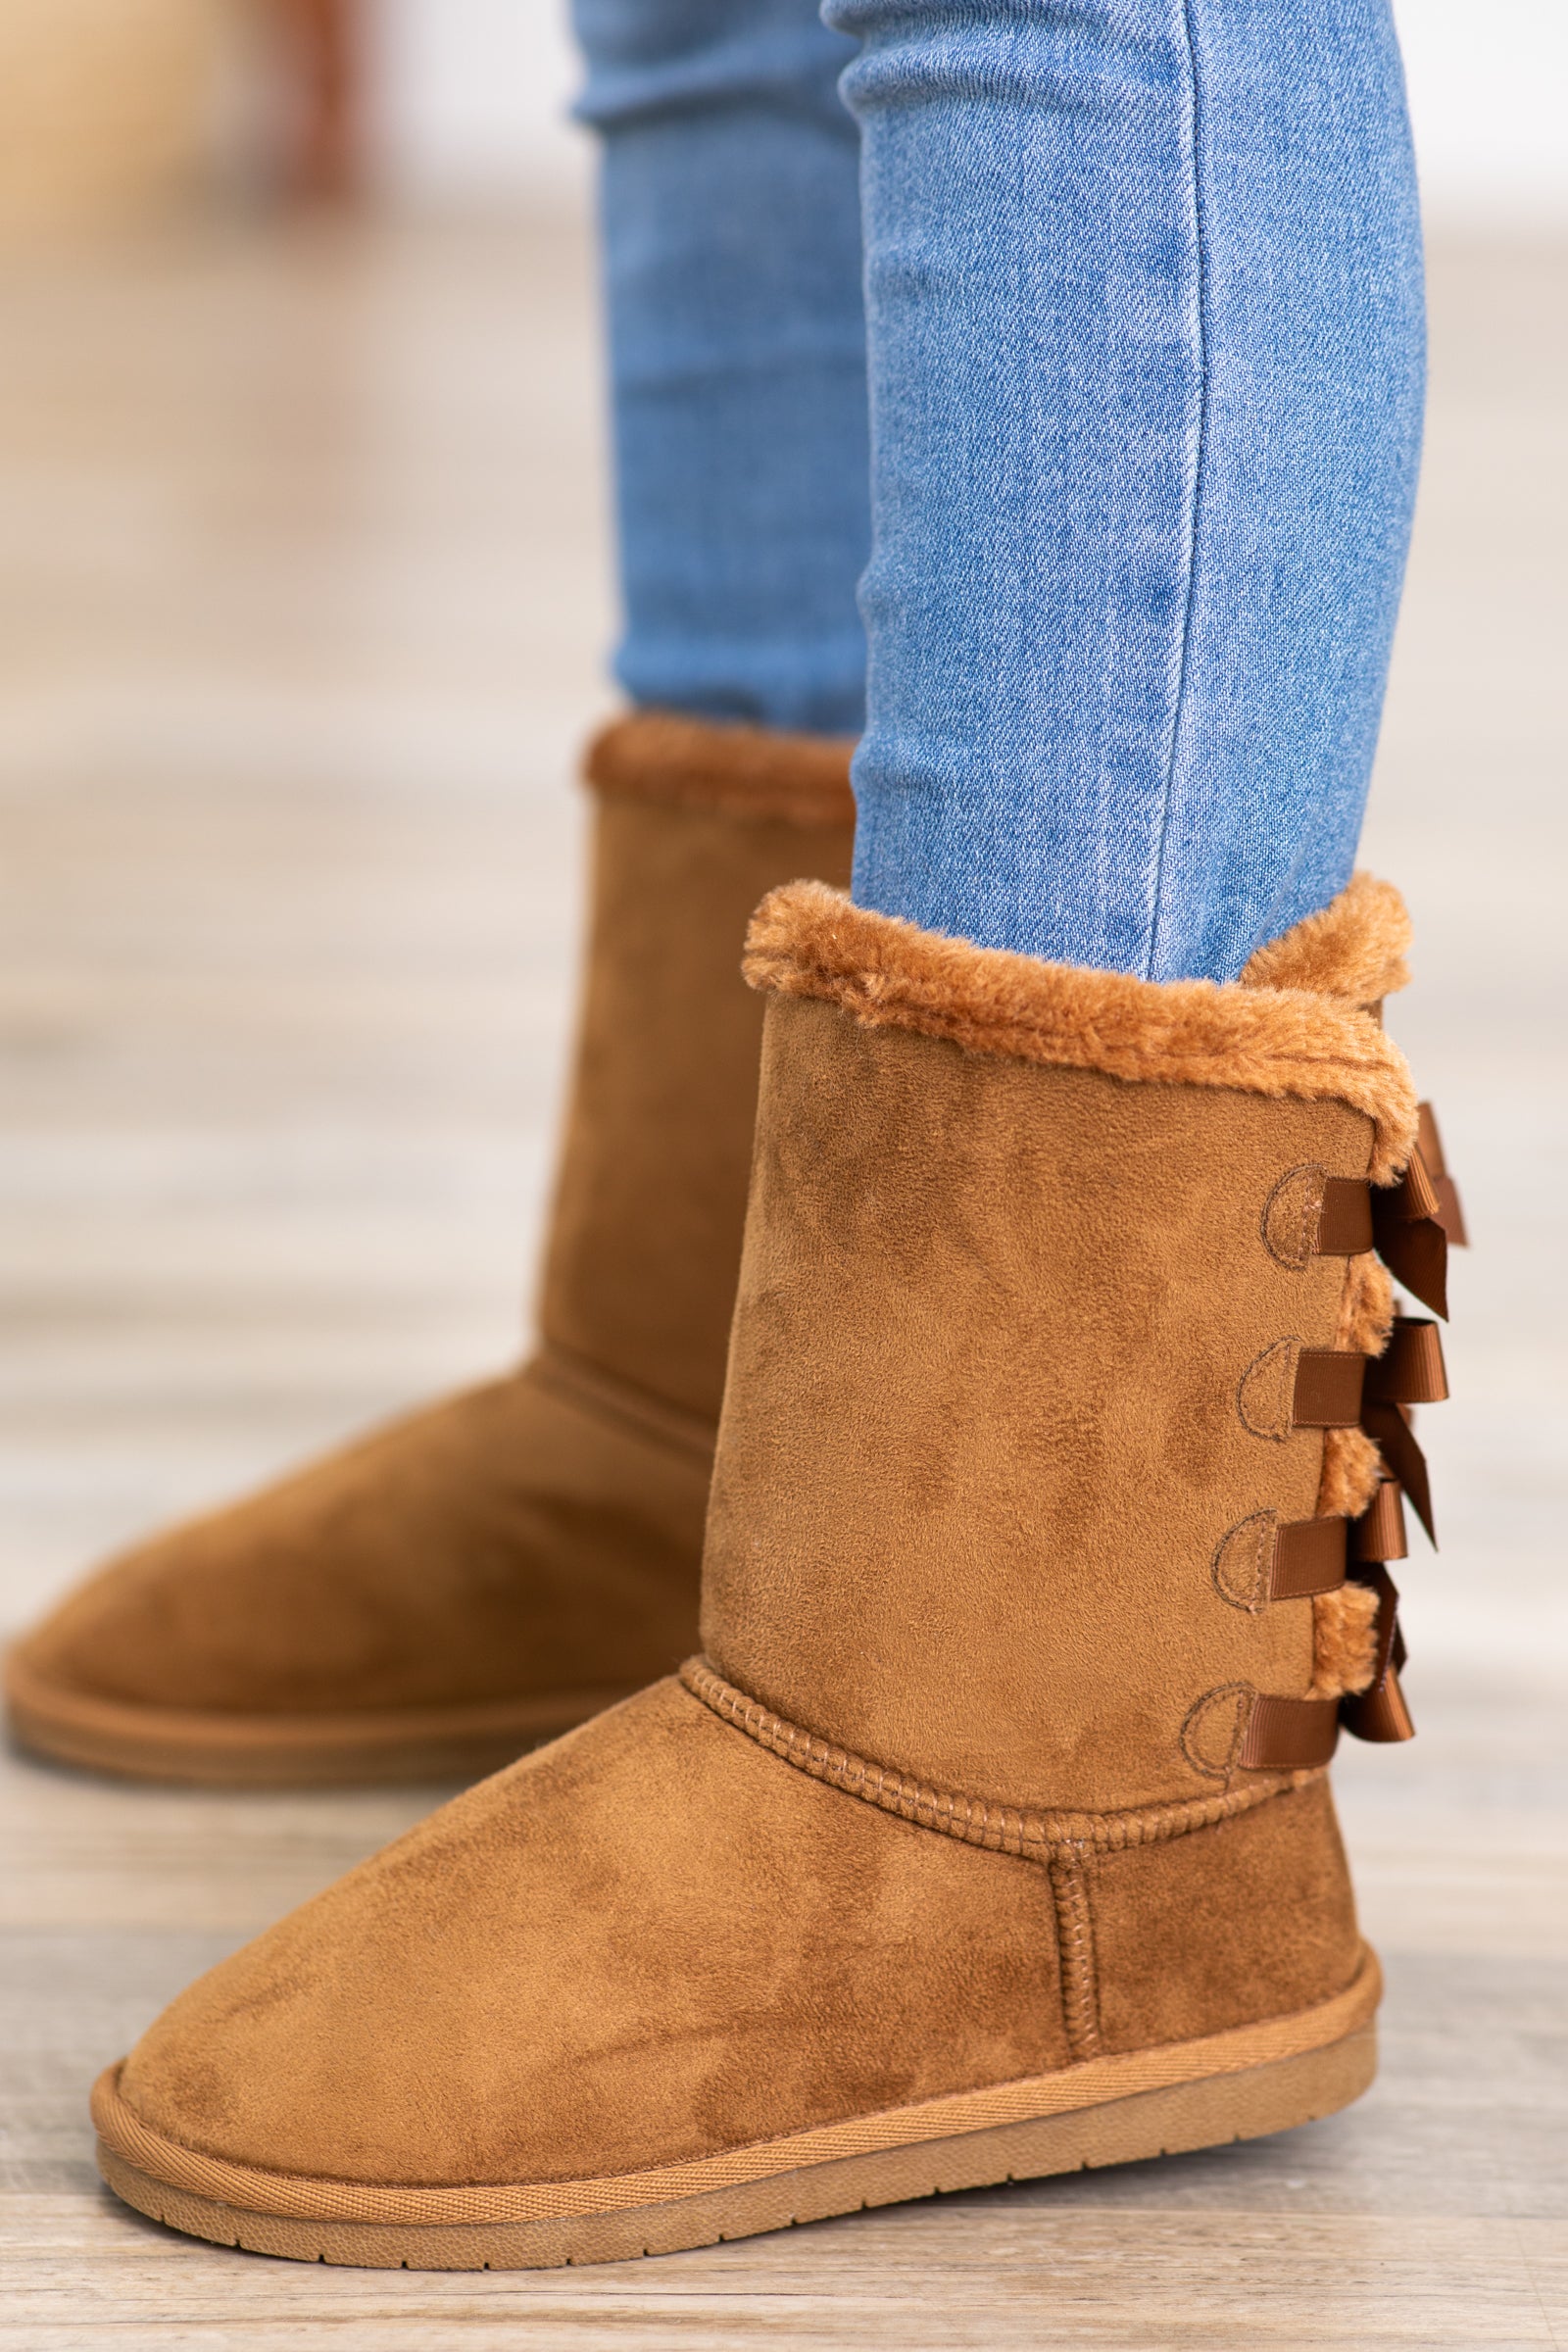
92, 1949, 1381, 2269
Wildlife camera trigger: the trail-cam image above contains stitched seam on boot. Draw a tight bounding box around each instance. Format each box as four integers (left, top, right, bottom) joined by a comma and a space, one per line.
1180, 1684, 1253, 1784
1211, 1510, 1277, 1613
1261, 1164, 1328, 1270
530, 1346, 717, 1465
680, 1659, 1314, 1859
1236, 1339, 1300, 1442
1049, 1857, 1103, 2061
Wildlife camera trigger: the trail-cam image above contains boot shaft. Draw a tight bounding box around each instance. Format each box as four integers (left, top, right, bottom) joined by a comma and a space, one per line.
539, 715, 855, 1424
701, 877, 1421, 1816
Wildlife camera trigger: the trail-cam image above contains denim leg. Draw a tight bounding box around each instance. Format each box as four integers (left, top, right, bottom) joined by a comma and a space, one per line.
829, 0, 1425, 981
572, 0, 869, 735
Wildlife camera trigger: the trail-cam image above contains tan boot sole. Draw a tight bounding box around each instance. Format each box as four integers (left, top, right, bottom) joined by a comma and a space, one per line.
93, 1946, 1380, 2270
4, 1649, 634, 1786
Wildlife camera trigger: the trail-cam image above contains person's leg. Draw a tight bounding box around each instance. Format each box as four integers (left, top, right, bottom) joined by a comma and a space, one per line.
829, 0, 1424, 982
99, 0, 1462, 2265
573, 0, 869, 733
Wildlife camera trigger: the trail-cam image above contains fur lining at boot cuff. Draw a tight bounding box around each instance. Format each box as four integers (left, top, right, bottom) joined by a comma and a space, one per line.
746, 880, 1419, 1180
586, 711, 857, 827
1241, 872, 1410, 1004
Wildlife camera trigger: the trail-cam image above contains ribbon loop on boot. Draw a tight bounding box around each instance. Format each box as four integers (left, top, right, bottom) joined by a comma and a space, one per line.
1313, 1177, 1375, 1255
1371, 1103, 1467, 1317
1366, 1316, 1448, 1406
1351, 1478, 1408, 1564
1371, 1165, 1449, 1318
1269, 1515, 1349, 1600
1239, 1693, 1341, 1771
1293, 1349, 1366, 1428
1339, 1563, 1414, 1743
1418, 1102, 1469, 1246
1362, 1401, 1436, 1546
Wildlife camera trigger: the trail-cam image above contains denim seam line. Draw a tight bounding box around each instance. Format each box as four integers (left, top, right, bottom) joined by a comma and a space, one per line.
1145, 0, 1212, 985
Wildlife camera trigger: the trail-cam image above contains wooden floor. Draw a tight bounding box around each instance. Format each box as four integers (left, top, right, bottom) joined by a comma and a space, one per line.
1, 211, 1564, 2348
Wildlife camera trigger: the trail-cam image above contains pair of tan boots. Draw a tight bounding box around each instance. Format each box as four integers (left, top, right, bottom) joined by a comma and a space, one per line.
5, 712, 1458, 2271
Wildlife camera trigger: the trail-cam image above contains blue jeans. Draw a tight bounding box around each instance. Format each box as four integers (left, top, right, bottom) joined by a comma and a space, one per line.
572, 0, 1424, 983
573, 0, 869, 736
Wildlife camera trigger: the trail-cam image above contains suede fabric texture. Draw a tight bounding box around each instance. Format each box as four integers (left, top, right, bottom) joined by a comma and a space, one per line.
118, 1679, 1071, 2185
544, 726, 858, 1422
15, 1368, 711, 1719
8, 718, 854, 1751
100, 875, 1412, 2240
702, 1012, 1382, 1813
1089, 1777, 1361, 2052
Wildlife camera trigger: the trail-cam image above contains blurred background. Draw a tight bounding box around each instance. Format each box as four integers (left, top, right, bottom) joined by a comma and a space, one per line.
2, 0, 1565, 229
0, 0, 1563, 1616
1, 4, 1564, 2340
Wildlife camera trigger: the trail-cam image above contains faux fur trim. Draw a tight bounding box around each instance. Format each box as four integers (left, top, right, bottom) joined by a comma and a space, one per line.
1315, 1256, 1396, 1514
586, 711, 856, 828
1310, 1583, 1380, 1699
1317, 1426, 1385, 1520
745, 880, 1419, 1181
1335, 1255, 1396, 1356
1240, 871, 1411, 1005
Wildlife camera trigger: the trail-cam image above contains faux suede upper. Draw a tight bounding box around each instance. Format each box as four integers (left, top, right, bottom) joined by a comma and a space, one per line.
703, 878, 1416, 1814
119, 1680, 1072, 2183
21, 1368, 711, 1717
544, 728, 857, 1424
114, 1678, 1359, 2191
98, 872, 1398, 2211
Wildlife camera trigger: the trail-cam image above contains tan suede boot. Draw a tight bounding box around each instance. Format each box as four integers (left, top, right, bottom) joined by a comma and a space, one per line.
90, 870, 1458, 2266
4, 716, 855, 1785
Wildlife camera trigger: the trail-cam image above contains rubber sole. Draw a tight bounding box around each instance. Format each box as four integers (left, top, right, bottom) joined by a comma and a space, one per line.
93, 1949, 1380, 2270
3, 1650, 633, 1787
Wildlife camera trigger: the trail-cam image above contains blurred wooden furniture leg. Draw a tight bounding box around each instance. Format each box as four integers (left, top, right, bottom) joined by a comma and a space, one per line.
273, 0, 360, 202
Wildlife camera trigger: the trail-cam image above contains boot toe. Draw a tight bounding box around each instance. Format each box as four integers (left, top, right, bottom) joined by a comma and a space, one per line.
100, 1679, 1069, 2197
